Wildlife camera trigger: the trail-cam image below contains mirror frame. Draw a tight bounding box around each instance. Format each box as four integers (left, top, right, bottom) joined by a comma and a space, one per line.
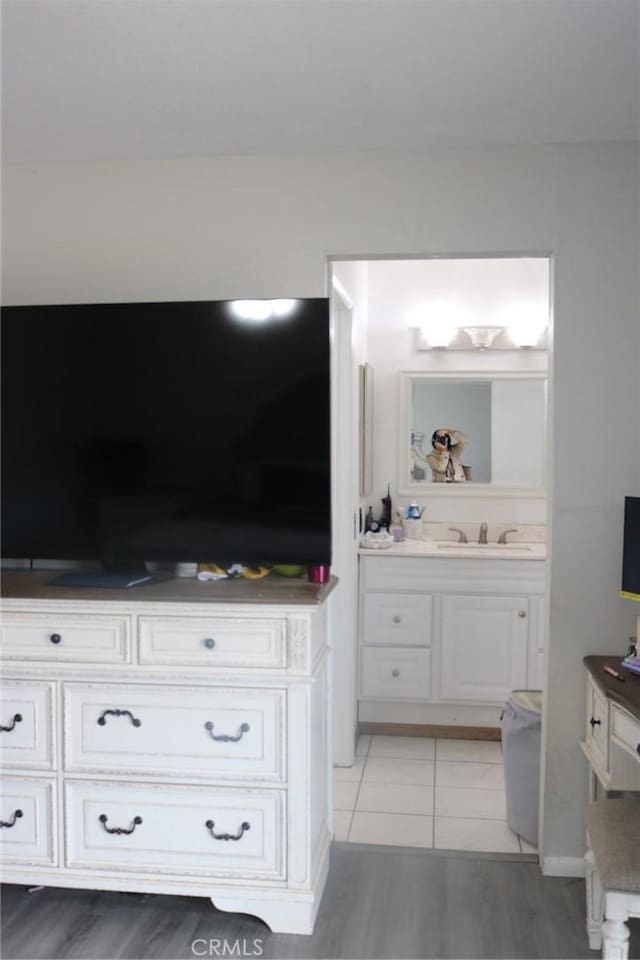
398, 370, 547, 499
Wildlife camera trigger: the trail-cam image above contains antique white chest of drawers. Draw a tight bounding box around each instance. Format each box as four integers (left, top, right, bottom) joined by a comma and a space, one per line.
0, 572, 334, 934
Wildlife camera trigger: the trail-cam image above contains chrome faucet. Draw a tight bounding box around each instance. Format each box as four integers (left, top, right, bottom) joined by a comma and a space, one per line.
498, 528, 518, 545
478, 523, 488, 544
449, 527, 468, 543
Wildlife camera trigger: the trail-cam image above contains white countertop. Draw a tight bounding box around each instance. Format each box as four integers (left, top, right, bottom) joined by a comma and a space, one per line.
358, 539, 546, 560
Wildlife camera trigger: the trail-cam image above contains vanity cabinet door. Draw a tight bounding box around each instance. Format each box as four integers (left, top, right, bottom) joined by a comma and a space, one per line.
440, 595, 529, 704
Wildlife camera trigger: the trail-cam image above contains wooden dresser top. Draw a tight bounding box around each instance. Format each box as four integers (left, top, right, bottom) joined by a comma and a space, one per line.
584, 655, 640, 723
1, 569, 337, 607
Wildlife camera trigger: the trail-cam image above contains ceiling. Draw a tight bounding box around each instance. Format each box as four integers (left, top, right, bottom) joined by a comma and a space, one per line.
2, 0, 639, 163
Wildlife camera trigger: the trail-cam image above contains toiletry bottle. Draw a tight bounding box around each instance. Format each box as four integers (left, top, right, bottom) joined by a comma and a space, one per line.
407, 502, 420, 520
364, 506, 374, 533
391, 510, 405, 542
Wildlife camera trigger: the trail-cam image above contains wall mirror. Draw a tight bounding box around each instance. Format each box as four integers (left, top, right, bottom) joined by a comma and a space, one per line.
398, 371, 547, 497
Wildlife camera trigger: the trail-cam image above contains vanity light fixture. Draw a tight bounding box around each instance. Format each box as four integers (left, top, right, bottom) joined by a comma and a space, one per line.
413, 304, 466, 349
463, 326, 504, 350
503, 304, 549, 348
415, 322, 457, 349
413, 314, 548, 351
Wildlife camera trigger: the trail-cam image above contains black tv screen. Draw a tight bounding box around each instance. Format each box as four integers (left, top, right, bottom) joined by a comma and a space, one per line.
622, 496, 640, 602
1, 299, 331, 567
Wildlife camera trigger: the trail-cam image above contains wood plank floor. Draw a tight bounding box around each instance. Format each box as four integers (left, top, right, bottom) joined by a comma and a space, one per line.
2, 844, 638, 959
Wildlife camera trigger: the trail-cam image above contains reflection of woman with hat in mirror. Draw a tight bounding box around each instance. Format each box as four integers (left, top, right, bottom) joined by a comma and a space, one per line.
426, 428, 469, 483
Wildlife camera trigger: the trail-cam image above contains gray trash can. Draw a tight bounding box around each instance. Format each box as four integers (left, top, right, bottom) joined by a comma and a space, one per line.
501, 690, 542, 846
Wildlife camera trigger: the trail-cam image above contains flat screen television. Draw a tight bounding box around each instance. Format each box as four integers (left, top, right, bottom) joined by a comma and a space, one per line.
1, 299, 331, 582
621, 495, 640, 602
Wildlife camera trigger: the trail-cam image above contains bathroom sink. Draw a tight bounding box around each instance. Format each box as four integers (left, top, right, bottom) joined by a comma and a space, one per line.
435, 543, 533, 553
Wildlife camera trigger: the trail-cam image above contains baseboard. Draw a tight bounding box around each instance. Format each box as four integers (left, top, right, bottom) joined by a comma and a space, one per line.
541, 856, 586, 878
358, 721, 501, 741
358, 700, 502, 726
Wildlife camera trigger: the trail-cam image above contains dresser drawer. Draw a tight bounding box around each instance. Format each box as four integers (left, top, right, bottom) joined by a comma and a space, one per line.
611, 704, 640, 762
362, 593, 432, 647
65, 780, 285, 880
1, 612, 131, 663
0, 777, 56, 865
586, 675, 609, 770
139, 616, 286, 669
64, 683, 285, 782
361, 647, 431, 700
0, 681, 55, 770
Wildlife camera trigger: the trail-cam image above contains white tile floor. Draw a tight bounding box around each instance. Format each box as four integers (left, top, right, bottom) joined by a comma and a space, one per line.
333, 734, 538, 854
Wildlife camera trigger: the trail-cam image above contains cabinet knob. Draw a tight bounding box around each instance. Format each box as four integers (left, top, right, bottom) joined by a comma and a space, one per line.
203, 637, 216, 649
518, 611, 526, 619
391, 668, 400, 678
590, 716, 601, 728
50, 633, 62, 644
392, 615, 402, 624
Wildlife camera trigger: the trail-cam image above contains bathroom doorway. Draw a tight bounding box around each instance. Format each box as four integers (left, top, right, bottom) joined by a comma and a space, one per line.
329, 254, 551, 856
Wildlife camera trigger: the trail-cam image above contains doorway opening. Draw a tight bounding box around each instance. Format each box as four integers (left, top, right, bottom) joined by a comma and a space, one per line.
329, 254, 551, 856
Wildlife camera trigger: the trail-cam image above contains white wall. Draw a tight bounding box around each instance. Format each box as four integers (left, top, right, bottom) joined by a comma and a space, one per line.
3, 143, 639, 865
327, 260, 369, 764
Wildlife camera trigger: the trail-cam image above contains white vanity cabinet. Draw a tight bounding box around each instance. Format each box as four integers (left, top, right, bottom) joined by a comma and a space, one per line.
440, 594, 529, 702
359, 554, 546, 726
0, 572, 334, 935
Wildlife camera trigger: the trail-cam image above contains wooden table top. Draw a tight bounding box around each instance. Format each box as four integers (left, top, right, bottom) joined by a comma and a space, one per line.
584, 655, 640, 723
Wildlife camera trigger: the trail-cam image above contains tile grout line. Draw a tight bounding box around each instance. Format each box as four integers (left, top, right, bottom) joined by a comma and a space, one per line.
347, 734, 372, 840
348, 738, 512, 847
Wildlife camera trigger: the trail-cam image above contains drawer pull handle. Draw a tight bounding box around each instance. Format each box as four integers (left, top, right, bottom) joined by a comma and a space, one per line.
590, 717, 601, 728
392, 615, 402, 624
392, 668, 400, 678
205, 819, 251, 842
50, 633, 62, 644
97, 709, 142, 728
99, 814, 143, 835
204, 721, 250, 742
0, 809, 23, 829
1, 713, 23, 733
203, 637, 216, 649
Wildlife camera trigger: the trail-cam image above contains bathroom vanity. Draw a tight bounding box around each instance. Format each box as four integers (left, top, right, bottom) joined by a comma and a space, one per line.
358, 539, 546, 726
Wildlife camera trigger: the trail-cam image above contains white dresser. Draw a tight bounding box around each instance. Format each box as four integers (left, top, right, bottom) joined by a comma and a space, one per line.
0, 572, 334, 935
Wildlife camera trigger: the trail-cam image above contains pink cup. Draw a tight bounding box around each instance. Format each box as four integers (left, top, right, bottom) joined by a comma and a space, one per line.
307, 564, 331, 584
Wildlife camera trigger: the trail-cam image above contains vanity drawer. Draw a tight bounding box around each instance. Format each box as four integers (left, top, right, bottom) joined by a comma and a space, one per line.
611, 704, 640, 762
0, 681, 55, 770
361, 647, 431, 700
586, 676, 609, 770
65, 780, 285, 880
64, 683, 285, 782
0, 777, 57, 865
138, 616, 286, 669
1, 612, 131, 663
362, 593, 432, 647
